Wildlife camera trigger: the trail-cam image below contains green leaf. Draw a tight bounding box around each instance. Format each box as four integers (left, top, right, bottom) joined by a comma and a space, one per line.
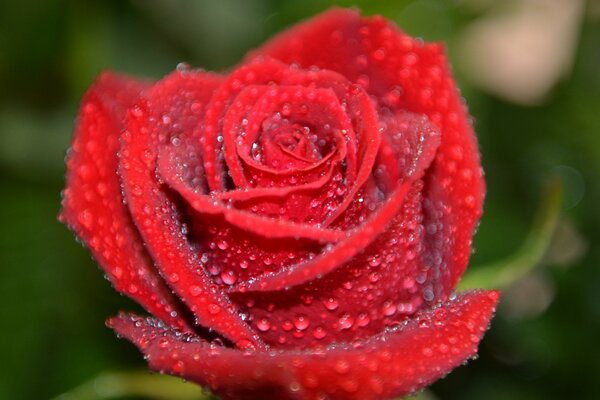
405, 388, 438, 400
459, 177, 563, 291
52, 370, 216, 400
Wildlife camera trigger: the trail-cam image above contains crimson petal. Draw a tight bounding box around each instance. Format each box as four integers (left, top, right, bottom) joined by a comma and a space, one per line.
119, 70, 264, 350
234, 115, 440, 292
202, 59, 291, 191
159, 161, 345, 243
60, 72, 189, 331
109, 290, 499, 400
251, 7, 485, 292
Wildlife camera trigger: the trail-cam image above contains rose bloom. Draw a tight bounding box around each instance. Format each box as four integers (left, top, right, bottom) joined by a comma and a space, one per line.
60, 8, 499, 400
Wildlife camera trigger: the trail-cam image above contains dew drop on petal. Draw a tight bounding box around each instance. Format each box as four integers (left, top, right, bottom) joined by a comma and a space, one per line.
189, 285, 202, 297
368, 256, 381, 267
309, 325, 326, 340
338, 313, 354, 330
220, 270, 237, 285
293, 314, 310, 331
256, 317, 272, 332
208, 303, 221, 315
323, 297, 339, 311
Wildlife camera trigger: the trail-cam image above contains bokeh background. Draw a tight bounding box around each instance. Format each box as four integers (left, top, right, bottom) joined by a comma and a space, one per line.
1, 0, 599, 399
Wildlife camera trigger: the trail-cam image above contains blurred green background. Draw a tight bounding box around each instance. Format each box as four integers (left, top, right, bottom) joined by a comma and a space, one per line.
1, 0, 599, 399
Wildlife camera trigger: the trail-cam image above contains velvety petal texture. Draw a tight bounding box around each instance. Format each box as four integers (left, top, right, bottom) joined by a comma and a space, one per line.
60, 73, 190, 331
109, 290, 498, 400
61, 7, 496, 400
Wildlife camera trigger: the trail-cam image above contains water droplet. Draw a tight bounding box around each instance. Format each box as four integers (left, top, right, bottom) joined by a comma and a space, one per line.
368, 256, 381, 267
176, 62, 191, 72
464, 195, 476, 208
334, 359, 350, 374
338, 313, 354, 330
369, 272, 380, 283
382, 301, 397, 317
78, 209, 94, 229
312, 326, 327, 340
423, 287, 435, 301
112, 267, 123, 278
208, 303, 221, 315
323, 297, 339, 311
282, 320, 294, 331
221, 270, 237, 285
293, 314, 310, 331
281, 103, 291, 117
256, 318, 271, 332
356, 313, 370, 327
189, 286, 202, 297
355, 55, 368, 68
372, 47, 386, 61
131, 106, 144, 118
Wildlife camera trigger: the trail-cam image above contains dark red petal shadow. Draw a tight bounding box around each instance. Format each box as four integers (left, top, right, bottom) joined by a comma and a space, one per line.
60, 72, 189, 331
109, 290, 499, 400
119, 70, 264, 350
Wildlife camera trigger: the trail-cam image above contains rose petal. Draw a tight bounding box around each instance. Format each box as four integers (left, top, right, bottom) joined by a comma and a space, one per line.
202, 59, 291, 191
228, 181, 426, 348
119, 70, 265, 350
212, 166, 334, 202
281, 68, 359, 185
192, 58, 388, 237
59, 72, 189, 331
322, 84, 381, 225
229, 115, 444, 349
234, 115, 440, 292
251, 7, 485, 292
233, 86, 349, 178
109, 290, 499, 400
160, 164, 345, 243
234, 176, 414, 292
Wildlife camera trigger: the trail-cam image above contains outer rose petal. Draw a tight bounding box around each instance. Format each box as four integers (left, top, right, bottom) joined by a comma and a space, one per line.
109, 290, 499, 400
60, 72, 189, 331
250, 7, 485, 294
119, 70, 264, 350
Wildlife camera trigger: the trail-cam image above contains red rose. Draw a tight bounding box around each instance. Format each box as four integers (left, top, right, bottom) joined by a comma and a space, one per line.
60, 8, 498, 400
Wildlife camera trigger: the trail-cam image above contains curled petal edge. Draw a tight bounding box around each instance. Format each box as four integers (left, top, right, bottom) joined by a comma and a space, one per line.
60, 72, 190, 331
109, 290, 499, 400
233, 115, 440, 292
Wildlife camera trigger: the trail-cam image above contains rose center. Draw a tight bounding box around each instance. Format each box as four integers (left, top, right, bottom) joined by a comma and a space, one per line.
231, 85, 350, 180
253, 116, 332, 170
